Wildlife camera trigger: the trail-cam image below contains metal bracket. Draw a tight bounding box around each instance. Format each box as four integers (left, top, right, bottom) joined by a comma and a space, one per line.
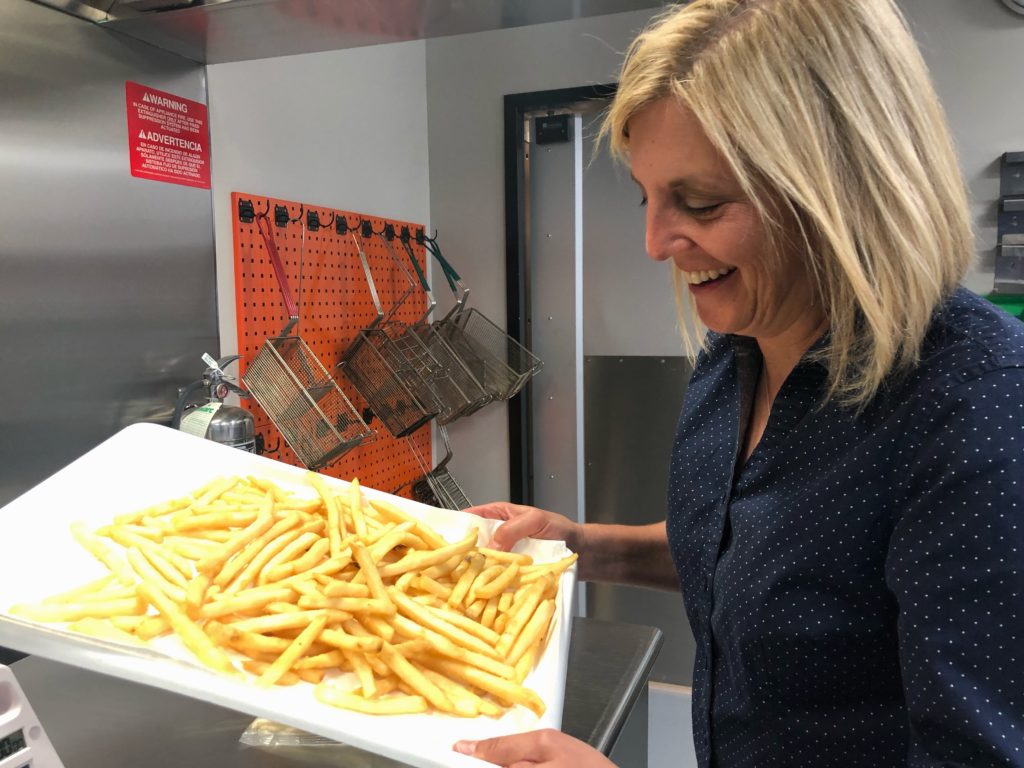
274, 205, 290, 227
238, 198, 255, 223
307, 210, 321, 232
360, 219, 373, 239
336, 215, 349, 235
384, 223, 396, 241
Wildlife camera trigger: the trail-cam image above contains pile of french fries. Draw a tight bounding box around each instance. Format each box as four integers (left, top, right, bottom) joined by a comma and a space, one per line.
9, 473, 576, 718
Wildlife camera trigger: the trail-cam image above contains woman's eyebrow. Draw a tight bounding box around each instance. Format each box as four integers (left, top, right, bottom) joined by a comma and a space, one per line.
630, 172, 732, 197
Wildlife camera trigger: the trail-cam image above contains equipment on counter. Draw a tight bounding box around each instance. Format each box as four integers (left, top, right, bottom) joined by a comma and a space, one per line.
173, 353, 258, 453
0, 664, 65, 768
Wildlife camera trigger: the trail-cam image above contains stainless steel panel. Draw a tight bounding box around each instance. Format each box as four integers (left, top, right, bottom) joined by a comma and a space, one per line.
63, 0, 665, 64
584, 355, 696, 685
0, 1, 217, 506
528, 120, 586, 533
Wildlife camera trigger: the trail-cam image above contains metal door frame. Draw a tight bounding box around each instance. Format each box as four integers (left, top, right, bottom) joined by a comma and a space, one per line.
502, 83, 617, 504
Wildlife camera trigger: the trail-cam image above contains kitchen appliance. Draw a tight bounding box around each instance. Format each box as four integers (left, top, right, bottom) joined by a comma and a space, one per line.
0, 664, 64, 768
173, 353, 257, 453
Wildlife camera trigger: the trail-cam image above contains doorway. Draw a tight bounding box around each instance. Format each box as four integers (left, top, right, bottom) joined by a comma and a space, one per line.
504, 85, 696, 688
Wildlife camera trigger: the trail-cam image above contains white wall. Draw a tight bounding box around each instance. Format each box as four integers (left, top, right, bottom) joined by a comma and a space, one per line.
898, 0, 1024, 296
424, 10, 658, 503
206, 40, 431, 354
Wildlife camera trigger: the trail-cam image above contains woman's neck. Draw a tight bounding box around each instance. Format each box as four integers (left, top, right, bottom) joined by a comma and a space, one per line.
756, 315, 829, 399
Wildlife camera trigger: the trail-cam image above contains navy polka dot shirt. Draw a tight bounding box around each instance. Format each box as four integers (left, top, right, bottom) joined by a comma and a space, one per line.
667, 288, 1024, 767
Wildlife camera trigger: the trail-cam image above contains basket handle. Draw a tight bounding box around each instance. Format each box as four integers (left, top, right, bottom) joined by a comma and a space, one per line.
350, 231, 386, 330
379, 234, 425, 322
397, 238, 438, 324
256, 213, 299, 336
425, 240, 471, 321
434, 424, 455, 470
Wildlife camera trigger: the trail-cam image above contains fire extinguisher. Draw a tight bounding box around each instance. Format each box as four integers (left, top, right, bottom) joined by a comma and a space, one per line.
172, 353, 262, 453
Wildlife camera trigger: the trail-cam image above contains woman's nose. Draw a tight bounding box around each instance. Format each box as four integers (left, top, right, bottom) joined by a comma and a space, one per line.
645, 206, 694, 263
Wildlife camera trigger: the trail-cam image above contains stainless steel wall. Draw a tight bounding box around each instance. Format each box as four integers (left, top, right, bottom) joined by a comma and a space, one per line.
0, 2, 217, 506
584, 356, 695, 686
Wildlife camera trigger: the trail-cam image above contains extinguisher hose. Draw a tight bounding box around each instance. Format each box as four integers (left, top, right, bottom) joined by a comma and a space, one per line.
172, 379, 207, 429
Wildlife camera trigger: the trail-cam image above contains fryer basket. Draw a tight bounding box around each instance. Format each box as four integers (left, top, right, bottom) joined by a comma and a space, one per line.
244, 336, 372, 469
424, 239, 543, 402
242, 213, 373, 468
337, 231, 440, 437
409, 425, 471, 511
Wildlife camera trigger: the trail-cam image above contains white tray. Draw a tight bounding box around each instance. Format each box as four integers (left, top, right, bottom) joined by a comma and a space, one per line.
0, 424, 575, 768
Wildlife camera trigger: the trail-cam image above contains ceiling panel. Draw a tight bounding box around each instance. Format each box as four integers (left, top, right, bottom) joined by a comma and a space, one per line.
33, 0, 666, 63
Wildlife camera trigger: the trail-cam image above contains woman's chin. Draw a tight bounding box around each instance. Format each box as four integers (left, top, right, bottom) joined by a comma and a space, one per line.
696, 313, 742, 336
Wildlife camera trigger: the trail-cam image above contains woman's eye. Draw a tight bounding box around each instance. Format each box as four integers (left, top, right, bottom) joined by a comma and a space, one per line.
639, 194, 724, 216
681, 201, 722, 217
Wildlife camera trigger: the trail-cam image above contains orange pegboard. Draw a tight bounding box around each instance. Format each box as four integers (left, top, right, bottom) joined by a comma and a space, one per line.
231, 192, 432, 498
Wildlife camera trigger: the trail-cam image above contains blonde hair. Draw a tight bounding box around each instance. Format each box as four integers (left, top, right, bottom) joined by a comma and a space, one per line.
602, 0, 974, 407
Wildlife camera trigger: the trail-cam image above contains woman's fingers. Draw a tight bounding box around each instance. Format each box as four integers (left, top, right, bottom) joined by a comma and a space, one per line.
463, 503, 551, 550
489, 509, 549, 551
463, 502, 517, 521
454, 729, 616, 767
463, 502, 581, 553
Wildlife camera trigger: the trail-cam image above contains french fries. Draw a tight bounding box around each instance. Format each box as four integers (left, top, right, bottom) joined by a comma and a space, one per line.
10, 473, 577, 721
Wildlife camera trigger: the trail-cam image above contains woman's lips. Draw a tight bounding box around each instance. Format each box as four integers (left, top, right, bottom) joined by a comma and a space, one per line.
682, 266, 736, 285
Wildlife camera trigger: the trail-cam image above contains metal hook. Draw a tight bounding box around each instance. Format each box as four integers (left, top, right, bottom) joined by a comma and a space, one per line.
306, 209, 334, 232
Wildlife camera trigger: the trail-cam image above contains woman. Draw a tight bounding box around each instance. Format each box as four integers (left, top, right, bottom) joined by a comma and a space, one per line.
453, 0, 1024, 766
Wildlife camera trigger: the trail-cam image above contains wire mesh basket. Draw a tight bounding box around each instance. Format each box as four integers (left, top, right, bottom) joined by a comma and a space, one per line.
437, 307, 543, 401
343, 325, 438, 438
409, 425, 471, 511
244, 336, 374, 469
389, 235, 492, 422
410, 322, 492, 419
242, 214, 373, 469
377, 323, 470, 425
337, 231, 442, 437
424, 239, 543, 402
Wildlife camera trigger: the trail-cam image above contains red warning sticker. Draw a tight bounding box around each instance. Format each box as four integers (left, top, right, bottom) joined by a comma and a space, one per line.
125, 81, 210, 189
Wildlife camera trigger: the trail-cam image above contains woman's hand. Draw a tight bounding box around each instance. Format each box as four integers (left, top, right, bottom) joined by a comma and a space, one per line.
453, 729, 616, 768
462, 502, 583, 553
466, 506, 677, 589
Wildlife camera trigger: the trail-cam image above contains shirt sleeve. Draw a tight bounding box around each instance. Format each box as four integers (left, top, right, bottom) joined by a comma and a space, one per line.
887, 365, 1024, 767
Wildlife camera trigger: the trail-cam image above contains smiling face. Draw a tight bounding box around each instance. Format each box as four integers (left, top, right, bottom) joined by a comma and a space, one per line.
628, 97, 822, 344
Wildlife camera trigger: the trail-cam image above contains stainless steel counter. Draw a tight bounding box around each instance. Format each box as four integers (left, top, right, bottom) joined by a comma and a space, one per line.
12, 617, 661, 767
